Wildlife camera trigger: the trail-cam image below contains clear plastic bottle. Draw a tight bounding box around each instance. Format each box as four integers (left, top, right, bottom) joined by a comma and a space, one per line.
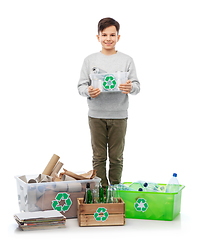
166, 173, 180, 193
129, 181, 144, 191
114, 183, 135, 191
143, 182, 159, 192
130, 181, 159, 192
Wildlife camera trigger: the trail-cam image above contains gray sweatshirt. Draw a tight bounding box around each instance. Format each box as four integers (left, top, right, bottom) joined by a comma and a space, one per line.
78, 51, 140, 119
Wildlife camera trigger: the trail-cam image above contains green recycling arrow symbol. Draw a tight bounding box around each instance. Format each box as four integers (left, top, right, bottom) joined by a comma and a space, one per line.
103, 74, 117, 90
94, 207, 109, 222
52, 192, 72, 213
134, 198, 148, 212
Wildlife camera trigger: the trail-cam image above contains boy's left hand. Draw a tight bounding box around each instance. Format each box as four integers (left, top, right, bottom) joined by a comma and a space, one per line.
119, 80, 132, 94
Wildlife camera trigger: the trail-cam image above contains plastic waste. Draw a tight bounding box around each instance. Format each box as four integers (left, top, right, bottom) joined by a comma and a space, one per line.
143, 182, 159, 192
116, 183, 136, 191
130, 181, 159, 192
166, 173, 179, 193
129, 181, 145, 191
92, 67, 107, 74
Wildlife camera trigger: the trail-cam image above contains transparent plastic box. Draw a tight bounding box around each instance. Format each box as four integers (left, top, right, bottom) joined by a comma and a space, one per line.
89, 72, 129, 92
15, 174, 100, 219
119, 182, 185, 221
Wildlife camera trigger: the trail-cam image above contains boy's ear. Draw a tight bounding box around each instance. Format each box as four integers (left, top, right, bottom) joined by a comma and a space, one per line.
117, 34, 121, 42
96, 35, 100, 42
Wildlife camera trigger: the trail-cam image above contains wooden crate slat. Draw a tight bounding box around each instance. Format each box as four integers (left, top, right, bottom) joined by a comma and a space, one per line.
79, 202, 125, 215
78, 213, 125, 226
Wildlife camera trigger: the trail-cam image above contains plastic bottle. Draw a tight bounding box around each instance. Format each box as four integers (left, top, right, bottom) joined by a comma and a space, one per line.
166, 173, 180, 193
92, 67, 107, 74
143, 182, 159, 192
84, 183, 92, 204
118, 183, 137, 191
130, 181, 159, 192
129, 181, 144, 191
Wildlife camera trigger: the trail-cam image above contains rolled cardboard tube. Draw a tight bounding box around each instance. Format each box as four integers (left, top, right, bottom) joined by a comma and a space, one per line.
61, 174, 76, 181
53, 182, 69, 192
41, 175, 53, 183
50, 161, 63, 178
42, 154, 60, 175
28, 179, 37, 183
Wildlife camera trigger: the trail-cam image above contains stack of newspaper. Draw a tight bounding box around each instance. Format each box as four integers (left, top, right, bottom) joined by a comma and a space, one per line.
14, 210, 66, 230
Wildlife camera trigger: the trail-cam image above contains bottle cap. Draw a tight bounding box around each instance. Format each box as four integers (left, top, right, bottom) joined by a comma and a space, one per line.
144, 182, 148, 187
173, 173, 177, 177
86, 183, 90, 188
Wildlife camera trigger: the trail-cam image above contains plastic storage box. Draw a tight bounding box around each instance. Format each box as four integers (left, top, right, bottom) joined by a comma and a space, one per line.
90, 72, 129, 92
119, 182, 185, 221
15, 174, 100, 218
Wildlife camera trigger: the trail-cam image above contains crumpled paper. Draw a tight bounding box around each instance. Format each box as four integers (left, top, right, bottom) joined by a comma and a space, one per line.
58, 169, 97, 181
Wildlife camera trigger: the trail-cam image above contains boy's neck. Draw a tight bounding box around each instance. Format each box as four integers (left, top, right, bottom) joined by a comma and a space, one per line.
101, 48, 117, 56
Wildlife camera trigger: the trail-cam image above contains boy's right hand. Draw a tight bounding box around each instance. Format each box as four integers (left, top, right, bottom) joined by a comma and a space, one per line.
88, 86, 101, 98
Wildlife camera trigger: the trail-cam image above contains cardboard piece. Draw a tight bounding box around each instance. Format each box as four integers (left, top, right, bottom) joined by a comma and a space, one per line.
61, 169, 96, 180
19, 175, 27, 183
14, 210, 66, 230
36, 174, 53, 183
42, 154, 60, 175
50, 161, 63, 179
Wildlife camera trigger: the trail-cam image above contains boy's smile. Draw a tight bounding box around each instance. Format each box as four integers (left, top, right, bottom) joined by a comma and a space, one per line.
97, 25, 120, 55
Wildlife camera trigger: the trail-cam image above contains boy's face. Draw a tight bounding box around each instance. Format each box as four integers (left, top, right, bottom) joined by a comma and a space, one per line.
97, 25, 120, 52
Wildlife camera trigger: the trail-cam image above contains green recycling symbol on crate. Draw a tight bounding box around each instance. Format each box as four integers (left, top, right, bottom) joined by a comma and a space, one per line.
134, 198, 148, 212
94, 207, 109, 222
103, 74, 117, 90
52, 192, 72, 213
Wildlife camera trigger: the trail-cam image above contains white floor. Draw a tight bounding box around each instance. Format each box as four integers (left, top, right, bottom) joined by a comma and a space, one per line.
6, 205, 205, 240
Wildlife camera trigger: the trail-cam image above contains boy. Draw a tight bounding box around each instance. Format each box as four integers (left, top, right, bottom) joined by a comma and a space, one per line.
78, 17, 140, 188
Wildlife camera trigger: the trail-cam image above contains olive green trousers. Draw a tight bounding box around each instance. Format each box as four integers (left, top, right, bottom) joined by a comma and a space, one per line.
88, 117, 127, 187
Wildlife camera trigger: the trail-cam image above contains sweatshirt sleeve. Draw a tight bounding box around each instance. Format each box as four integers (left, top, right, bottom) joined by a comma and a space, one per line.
128, 58, 140, 95
77, 58, 90, 97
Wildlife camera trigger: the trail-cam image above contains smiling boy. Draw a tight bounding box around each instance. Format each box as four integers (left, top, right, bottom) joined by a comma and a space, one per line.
78, 18, 140, 188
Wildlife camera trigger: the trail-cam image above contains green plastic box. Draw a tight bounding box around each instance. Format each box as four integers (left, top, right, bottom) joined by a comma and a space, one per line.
119, 182, 185, 221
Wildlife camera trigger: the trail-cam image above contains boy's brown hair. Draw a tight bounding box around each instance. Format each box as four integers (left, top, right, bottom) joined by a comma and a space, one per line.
98, 17, 120, 34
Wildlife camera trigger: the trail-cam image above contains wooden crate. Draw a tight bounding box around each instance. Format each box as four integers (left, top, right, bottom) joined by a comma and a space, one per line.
77, 198, 125, 226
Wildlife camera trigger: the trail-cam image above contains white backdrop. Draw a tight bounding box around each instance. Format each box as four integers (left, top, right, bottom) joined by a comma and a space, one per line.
1, 0, 208, 238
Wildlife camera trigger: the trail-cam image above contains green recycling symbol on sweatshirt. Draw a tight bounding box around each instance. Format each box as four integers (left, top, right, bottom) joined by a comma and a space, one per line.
52, 192, 72, 213
94, 207, 109, 222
